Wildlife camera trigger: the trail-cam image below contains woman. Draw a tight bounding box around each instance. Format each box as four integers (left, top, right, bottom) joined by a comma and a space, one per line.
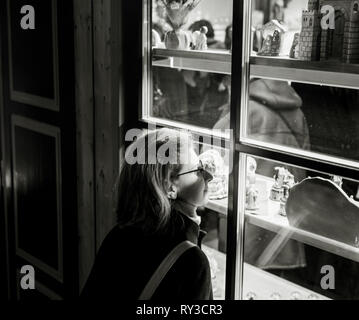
81, 128, 214, 300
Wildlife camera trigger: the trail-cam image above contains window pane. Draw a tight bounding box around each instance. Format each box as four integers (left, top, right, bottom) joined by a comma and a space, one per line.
197, 141, 230, 300
245, 79, 359, 162
148, 0, 233, 130
242, 154, 359, 300
153, 67, 231, 128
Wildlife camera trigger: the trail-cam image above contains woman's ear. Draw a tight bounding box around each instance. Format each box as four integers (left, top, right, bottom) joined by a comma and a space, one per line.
167, 184, 178, 200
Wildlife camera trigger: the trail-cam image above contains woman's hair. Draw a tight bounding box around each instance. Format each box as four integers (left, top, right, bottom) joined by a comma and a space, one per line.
115, 128, 193, 235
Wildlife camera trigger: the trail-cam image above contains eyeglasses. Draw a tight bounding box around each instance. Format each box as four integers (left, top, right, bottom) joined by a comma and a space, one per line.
176, 160, 213, 181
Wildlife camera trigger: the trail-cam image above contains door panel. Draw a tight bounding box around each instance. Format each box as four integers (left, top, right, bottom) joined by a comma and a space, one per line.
0, 0, 77, 299
8, 0, 58, 108
12, 116, 63, 281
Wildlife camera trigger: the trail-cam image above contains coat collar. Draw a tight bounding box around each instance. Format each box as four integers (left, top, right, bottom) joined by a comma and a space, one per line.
175, 211, 207, 247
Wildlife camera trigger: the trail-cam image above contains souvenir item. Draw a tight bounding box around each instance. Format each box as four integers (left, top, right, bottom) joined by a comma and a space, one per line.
331, 175, 343, 188
162, 0, 202, 50
247, 185, 259, 211
257, 20, 287, 56
200, 149, 228, 200
270, 167, 295, 202
246, 157, 259, 211
290, 33, 300, 58
192, 26, 208, 50
298, 0, 359, 63
279, 184, 289, 216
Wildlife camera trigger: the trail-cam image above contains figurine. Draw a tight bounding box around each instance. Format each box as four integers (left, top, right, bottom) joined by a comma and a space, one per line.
246, 156, 257, 188
246, 157, 259, 211
246, 185, 259, 211
331, 175, 343, 188
257, 35, 273, 56
192, 26, 208, 50
257, 20, 287, 56
290, 33, 300, 59
284, 171, 295, 188
274, 167, 287, 188
162, 0, 203, 50
298, 1, 321, 61
279, 184, 290, 216
270, 167, 294, 202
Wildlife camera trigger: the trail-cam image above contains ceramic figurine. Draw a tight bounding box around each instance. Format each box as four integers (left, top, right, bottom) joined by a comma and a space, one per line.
258, 35, 273, 56
331, 175, 343, 188
246, 157, 257, 188
290, 33, 300, 59
270, 167, 292, 201
284, 171, 295, 188
246, 185, 259, 211
279, 184, 290, 216
270, 30, 281, 55
257, 19, 287, 56
246, 157, 259, 211
274, 167, 287, 188
162, 0, 202, 50
193, 26, 208, 50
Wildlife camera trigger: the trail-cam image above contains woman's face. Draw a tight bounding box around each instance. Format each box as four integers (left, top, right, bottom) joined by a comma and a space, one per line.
174, 147, 212, 207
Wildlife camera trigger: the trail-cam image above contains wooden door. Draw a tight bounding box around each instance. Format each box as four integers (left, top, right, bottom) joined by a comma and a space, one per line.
0, 0, 78, 299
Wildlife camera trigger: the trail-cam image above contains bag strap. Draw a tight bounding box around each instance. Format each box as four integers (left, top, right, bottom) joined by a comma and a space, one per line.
138, 240, 196, 300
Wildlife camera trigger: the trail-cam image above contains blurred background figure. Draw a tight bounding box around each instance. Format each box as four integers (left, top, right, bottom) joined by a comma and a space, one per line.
181, 20, 231, 126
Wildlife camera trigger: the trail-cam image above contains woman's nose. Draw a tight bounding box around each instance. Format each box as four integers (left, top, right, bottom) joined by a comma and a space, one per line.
202, 170, 213, 182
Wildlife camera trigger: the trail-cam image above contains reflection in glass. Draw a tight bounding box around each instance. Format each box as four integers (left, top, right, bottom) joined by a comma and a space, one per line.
246, 79, 359, 162
153, 67, 231, 129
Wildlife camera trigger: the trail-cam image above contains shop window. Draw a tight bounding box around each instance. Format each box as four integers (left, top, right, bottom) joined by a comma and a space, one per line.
140, 0, 359, 300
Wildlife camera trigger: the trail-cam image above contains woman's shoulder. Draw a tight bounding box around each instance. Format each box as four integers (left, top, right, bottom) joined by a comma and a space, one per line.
98, 224, 142, 254
176, 245, 211, 271
153, 245, 213, 300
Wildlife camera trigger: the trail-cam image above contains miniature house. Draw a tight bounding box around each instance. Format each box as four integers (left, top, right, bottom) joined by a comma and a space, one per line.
299, 0, 359, 63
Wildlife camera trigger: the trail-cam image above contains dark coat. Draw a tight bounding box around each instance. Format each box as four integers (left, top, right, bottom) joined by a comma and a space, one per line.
81, 210, 213, 300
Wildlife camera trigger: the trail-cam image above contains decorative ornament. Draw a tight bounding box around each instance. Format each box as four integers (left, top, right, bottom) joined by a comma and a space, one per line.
162, 0, 202, 50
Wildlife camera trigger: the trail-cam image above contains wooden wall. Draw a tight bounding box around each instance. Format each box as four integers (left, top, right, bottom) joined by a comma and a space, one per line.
93, 0, 120, 252
73, 0, 95, 293
74, 0, 122, 292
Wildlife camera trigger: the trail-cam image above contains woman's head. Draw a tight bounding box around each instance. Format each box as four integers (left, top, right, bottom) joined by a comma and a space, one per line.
116, 128, 212, 234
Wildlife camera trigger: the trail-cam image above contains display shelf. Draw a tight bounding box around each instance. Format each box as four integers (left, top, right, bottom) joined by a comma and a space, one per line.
202, 244, 329, 300
250, 56, 359, 74
250, 56, 359, 89
152, 48, 232, 74
206, 175, 359, 263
